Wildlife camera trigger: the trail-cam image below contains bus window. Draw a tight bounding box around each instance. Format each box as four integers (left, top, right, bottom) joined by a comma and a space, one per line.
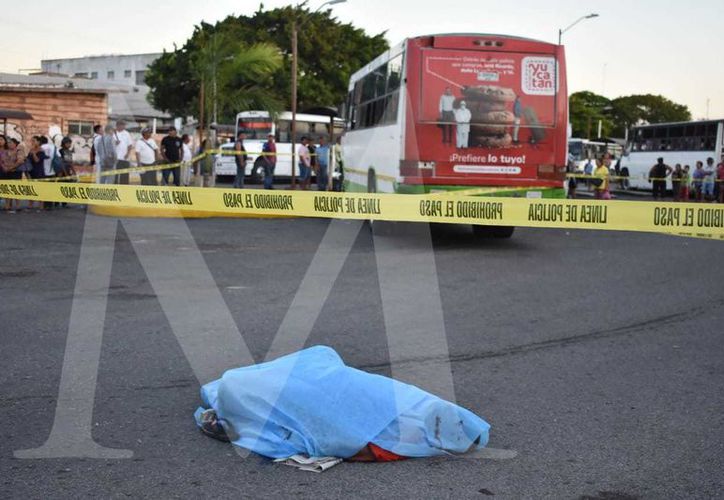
374, 64, 388, 97
568, 142, 583, 160
353, 80, 364, 105
387, 56, 403, 93
296, 121, 310, 138
276, 120, 291, 143
705, 123, 717, 149
669, 126, 684, 150
361, 73, 377, 102
308, 122, 331, 143
383, 92, 400, 125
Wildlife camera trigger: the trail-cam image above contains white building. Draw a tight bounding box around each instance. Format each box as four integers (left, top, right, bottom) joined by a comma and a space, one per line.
41, 53, 162, 87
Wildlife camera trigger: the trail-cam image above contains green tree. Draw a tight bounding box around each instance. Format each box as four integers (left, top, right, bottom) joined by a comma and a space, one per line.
147, 24, 282, 126
146, 4, 388, 123
609, 94, 691, 136
569, 91, 614, 139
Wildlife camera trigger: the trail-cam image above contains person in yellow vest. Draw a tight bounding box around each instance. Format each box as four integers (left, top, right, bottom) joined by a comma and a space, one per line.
593, 158, 611, 200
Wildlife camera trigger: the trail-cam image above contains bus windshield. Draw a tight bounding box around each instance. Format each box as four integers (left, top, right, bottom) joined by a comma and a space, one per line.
237, 117, 273, 140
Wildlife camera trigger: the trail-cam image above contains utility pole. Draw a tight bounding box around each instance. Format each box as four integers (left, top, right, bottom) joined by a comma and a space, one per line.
290, 0, 347, 189
212, 34, 218, 127
291, 18, 298, 188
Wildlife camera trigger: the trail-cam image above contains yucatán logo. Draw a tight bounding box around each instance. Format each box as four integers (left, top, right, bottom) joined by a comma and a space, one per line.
522, 57, 557, 96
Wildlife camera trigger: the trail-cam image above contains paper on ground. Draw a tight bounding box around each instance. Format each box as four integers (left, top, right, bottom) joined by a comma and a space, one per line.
274, 455, 344, 473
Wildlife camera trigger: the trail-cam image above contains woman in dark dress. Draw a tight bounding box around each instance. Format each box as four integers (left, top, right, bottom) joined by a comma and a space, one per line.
27, 136, 47, 211
58, 137, 76, 207
0, 134, 8, 211
3, 138, 25, 213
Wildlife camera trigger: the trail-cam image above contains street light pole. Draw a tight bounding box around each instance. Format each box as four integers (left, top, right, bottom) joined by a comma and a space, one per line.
290, 0, 346, 189
558, 13, 599, 45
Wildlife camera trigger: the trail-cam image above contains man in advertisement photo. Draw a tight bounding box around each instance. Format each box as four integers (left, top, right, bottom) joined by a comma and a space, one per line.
454, 100, 472, 148
439, 86, 456, 145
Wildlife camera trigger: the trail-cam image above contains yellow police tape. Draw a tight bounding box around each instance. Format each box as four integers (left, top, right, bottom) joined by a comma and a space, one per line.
1, 179, 723, 240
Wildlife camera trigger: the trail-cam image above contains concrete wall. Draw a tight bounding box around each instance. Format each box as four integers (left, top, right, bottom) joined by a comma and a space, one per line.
0, 90, 108, 164
41, 54, 162, 86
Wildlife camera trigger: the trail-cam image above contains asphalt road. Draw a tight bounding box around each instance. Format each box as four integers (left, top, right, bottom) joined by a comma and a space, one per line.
1, 207, 723, 499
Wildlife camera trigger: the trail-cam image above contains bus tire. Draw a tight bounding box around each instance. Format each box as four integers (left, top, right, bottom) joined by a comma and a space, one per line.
250, 160, 266, 184
472, 225, 515, 239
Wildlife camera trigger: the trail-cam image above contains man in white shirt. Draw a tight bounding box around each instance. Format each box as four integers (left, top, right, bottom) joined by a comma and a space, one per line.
454, 101, 472, 149
135, 128, 159, 186
297, 137, 312, 190
181, 134, 193, 186
40, 136, 55, 178
92, 127, 104, 181
439, 87, 456, 145
113, 120, 134, 184
90, 124, 102, 174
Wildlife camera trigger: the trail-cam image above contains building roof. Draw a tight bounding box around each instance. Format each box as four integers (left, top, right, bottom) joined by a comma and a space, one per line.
0, 73, 171, 120
42, 53, 162, 63
0, 109, 34, 120
0, 72, 110, 93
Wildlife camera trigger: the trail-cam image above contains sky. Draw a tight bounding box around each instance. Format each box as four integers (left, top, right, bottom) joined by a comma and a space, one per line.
1, 0, 722, 119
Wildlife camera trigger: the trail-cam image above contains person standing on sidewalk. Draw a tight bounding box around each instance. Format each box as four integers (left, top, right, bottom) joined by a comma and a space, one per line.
671, 164, 683, 202
181, 134, 193, 186
233, 131, 248, 189
90, 124, 102, 171
681, 165, 691, 201
161, 127, 183, 187
135, 128, 160, 186
584, 158, 594, 190
717, 160, 724, 203
593, 159, 611, 200
315, 136, 331, 191
58, 137, 76, 207
692, 161, 708, 202
96, 125, 118, 184
704, 157, 716, 201
113, 120, 133, 185
4, 139, 26, 212
27, 136, 47, 211
297, 136, 312, 190
261, 134, 276, 190
649, 157, 672, 200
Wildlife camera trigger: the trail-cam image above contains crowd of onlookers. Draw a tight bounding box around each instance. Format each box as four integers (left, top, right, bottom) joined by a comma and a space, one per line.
92, 121, 194, 187
568, 154, 724, 203
0, 120, 197, 213
0, 133, 77, 212
231, 130, 335, 191
646, 157, 724, 203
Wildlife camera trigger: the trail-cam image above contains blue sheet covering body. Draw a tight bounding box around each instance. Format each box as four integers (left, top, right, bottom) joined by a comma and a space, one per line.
195, 346, 490, 459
